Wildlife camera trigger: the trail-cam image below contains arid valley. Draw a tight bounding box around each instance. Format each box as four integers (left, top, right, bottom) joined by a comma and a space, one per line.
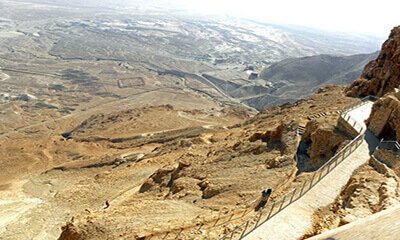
0, 1, 399, 240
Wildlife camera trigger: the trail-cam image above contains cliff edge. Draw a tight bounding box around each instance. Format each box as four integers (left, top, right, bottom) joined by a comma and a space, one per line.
346, 26, 400, 97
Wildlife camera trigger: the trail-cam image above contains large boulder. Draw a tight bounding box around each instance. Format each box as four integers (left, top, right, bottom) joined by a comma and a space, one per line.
367, 91, 400, 141
303, 120, 349, 168
346, 26, 400, 97
249, 120, 298, 154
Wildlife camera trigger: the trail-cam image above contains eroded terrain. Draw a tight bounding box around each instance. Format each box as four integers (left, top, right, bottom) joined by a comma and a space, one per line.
0, 0, 388, 239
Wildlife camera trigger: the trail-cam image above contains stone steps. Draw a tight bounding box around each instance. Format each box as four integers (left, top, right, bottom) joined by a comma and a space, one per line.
297, 126, 306, 136
307, 110, 341, 120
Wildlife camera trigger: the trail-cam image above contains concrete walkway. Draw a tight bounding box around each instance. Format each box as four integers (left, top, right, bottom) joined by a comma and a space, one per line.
244, 101, 376, 240
309, 204, 400, 240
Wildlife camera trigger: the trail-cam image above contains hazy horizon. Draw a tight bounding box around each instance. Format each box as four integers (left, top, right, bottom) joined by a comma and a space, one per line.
9, 0, 398, 38
100, 0, 399, 38
158, 0, 400, 38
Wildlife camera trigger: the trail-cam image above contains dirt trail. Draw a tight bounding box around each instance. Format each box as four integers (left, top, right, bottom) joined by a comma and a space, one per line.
177, 111, 217, 125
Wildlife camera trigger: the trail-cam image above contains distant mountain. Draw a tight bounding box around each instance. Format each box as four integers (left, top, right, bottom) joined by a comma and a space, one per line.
257, 52, 379, 101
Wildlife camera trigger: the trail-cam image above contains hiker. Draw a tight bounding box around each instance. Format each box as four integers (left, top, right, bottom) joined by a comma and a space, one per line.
104, 200, 110, 209
255, 188, 272, 211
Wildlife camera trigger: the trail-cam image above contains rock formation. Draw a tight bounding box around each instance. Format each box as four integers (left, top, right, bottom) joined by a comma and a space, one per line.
304, 121, 347, 160
249, 120, 299, 154
346, 26, 400, 97
367, 89, 400, 141
297, 120, 350, 172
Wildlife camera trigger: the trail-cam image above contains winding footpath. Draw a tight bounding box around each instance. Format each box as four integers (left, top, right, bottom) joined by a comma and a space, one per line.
244, 101, 378, 240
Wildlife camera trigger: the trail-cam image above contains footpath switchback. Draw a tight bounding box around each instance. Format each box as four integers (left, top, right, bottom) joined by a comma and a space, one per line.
245, 101, 376, 240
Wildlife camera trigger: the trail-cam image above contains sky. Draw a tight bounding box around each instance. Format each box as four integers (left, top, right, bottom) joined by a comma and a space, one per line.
148, 0, 400, 37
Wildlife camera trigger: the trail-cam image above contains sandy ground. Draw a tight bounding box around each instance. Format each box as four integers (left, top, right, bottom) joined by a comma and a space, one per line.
0, 71, 10, 81
0, 198, 43, 234
0, 180, 43, 235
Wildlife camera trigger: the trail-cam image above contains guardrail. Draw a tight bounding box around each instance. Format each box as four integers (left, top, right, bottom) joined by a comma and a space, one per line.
220, 96, 375, 239
378, 139, 400, 152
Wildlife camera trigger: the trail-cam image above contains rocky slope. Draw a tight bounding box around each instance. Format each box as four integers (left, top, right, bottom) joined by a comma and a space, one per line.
260, 52, 378, 98
56, 86, 357, 240
54, 26, 400, 240
346, 26, 400, 97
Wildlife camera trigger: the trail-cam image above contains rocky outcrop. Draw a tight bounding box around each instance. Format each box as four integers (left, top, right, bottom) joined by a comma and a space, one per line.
249, 120, 299, 154
297, 119, 351, 174
346, 26, 400, 97
59, 222, 85, 240
374, 148, 400, 176
139, 160, 191, 194
367, 90, 400, 141
304, 121, 347, 160
58, 216, 110, 240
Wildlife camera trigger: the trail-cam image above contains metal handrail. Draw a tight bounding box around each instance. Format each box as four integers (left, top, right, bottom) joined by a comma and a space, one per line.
379, 139, 400, 152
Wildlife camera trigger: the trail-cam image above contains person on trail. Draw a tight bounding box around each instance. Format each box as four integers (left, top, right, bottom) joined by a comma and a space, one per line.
255, 188, 272, 211
104, 200, 110, 209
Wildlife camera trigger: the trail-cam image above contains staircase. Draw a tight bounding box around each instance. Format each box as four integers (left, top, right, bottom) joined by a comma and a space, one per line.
297, 125, 306, 136
307, 110, 341, 120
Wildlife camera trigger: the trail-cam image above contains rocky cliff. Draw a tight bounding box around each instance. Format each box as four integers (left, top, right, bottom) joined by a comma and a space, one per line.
346, 26, 400, 97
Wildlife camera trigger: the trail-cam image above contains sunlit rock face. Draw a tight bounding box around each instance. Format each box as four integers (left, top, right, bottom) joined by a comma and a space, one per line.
367, 90, 400, 141
346, 26, 400, 97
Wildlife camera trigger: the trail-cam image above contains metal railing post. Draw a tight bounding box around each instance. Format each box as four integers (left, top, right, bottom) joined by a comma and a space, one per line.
254, 211, 263, 228
327, 161, 331, 172
299, 180, 307, 196
239, 221, 250, 239
289, 188, 297, 203
318, 168, 323, 181
266, 202, 275, 220
279, 196, 286, 211
333, 155, 339, 167
309, 172, 316, 188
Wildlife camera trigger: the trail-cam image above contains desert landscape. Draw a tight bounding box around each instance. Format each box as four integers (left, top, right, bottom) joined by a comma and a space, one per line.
0, 0, 399, 240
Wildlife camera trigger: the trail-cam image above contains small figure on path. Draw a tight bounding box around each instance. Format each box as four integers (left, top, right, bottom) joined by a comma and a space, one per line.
104, 200, 110, 209
255, 188, 272, 211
